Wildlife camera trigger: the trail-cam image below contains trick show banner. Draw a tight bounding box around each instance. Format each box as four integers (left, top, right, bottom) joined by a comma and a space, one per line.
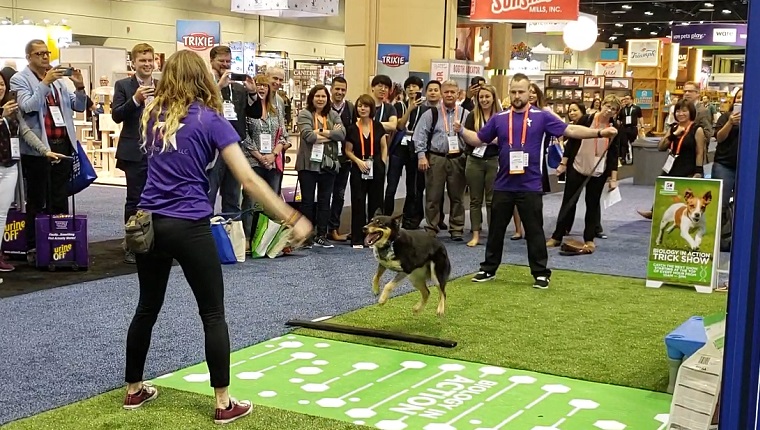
646, 177, 723, 294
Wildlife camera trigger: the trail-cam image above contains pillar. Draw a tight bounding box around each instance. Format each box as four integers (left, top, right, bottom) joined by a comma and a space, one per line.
718, 0, 760, 427
488, 23, 512, 104
344, 0, 459, 102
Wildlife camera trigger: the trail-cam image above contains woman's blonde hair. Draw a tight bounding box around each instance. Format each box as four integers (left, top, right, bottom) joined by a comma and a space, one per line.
140, 50, 223, 152
254, 74, 276, 115
601, 94, 622, 111
473, 85, 502, 131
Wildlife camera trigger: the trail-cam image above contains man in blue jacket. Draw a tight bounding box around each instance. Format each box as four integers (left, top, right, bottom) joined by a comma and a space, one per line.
11, 39, 88, 264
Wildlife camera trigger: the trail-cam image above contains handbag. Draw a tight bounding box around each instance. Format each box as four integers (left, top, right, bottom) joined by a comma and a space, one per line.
210, 208, 255, 263
210, 218, 238, 264
547, 138, 564, 169
124, 210, 154, 254
250, 213, 294, 258
68, 140, 98, 195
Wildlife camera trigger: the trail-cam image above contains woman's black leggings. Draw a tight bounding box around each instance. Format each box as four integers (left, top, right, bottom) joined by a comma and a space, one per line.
125, 215, 231, 388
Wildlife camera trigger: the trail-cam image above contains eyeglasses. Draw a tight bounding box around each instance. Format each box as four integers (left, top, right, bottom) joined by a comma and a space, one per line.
31, 51, 51, 57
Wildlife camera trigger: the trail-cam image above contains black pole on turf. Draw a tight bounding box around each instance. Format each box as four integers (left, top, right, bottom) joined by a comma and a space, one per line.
285, 320, 458, 348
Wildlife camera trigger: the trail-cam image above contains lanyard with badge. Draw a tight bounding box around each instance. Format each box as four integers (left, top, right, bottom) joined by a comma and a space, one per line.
3, 118, 19, 160
441, 104, 461, 154
508, 108, 530, 174
310, 114, 327, 162
472, 115, 488, 158
625, 106, 633, 125
663, 122, 692, 174
259, 116, 274, 154
222, 84, 238, 121
358, 120, 374, 180
403, 106, 422, 147
375, 104, 385, 122
333, 102, 345, 156
47, 84, 66, 128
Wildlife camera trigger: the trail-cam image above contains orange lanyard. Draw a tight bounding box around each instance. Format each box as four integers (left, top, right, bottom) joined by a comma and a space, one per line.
314, 113, 326, 130
508, 108, 529, 148
358, 120, 374, 159
592, 117, 609, 156
440, 104, 459, 135
671, 122, 693, 155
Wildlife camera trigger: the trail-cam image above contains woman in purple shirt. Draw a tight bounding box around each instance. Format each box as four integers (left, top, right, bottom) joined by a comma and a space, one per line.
122, 50, 312, 424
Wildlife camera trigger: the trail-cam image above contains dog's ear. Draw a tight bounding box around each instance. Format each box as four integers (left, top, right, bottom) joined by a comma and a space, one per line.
391, 213, 403, 227
703, 190, 712, 203
684, 189, 694, 200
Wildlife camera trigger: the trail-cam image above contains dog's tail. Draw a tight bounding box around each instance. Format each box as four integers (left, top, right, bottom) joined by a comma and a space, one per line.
430, 247, 452, 295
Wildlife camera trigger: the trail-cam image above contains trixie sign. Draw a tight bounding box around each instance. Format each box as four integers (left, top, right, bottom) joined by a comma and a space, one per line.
176, 20, 220, 61
470, 0, 580, 22
182, 33, 216, 51
376, 44, 410, 84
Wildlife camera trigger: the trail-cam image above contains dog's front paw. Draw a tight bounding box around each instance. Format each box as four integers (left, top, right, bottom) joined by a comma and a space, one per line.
371, 281, 380, 296
378, 293, 389, 305
412, 301, 425, 314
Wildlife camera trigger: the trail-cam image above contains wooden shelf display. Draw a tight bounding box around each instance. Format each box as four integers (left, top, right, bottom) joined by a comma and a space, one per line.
544, 74, 607, 117
626, 39, 678, 134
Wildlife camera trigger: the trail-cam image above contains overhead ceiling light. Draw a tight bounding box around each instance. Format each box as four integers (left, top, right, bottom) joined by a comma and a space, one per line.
722, 9, 731, 14
610, 36, 618, 40
650, 31, 658, 35
699, 8, 714, 11
704, 2, 714, 6
615, 23, 624, 27
611, 10, 626, 14
669, 21, 674, 25
700, 20, 704, 23
622, 4, 632, 9
634, 27, 641, 31
645, 11, 654, 15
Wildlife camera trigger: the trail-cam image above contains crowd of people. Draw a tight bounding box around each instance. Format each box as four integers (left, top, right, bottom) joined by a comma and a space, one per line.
0, 37, 743, 423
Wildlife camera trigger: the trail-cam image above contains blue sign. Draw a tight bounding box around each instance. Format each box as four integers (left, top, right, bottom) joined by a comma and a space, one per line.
176, 20, 221, 56
635, 89, 653, 109
376, 44, 410, 84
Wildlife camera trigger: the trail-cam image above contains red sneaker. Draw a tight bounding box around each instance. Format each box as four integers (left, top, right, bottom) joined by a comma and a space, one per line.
214, 398, 252, 424
123, 382, 158, 410
0, 258, 14, 272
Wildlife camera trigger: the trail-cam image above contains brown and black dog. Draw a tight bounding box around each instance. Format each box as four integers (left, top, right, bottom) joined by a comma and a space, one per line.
363, 214, 451, 316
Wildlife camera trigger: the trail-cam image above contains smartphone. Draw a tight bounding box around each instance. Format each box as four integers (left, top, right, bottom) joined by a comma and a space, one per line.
229, 73, 248, 82
415, 91, 422, 99
7, 90, 16, 102
733, 103, 742, 115
60, 67, 74, 77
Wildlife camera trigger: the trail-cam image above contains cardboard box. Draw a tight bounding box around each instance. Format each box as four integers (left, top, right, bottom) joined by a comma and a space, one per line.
667, 314, 725, 430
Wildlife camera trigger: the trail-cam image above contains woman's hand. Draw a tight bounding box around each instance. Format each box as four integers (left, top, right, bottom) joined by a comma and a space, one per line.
260, 153, 276, 169
359, 159, 371, 174
45, 151, 69, 161
290, 214, 314, 246
608, 179, 618, 190
556, 164, 566, 175
2, 101, 18, 118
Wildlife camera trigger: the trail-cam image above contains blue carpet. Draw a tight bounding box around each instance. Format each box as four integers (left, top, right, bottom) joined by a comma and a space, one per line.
0, 178, 717, 425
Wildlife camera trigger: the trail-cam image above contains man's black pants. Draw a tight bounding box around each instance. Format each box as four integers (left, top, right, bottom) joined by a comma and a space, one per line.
481, 191, 551, 279
117, 158, 148, 224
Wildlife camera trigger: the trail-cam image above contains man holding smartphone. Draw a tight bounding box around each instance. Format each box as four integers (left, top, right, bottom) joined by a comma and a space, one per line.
112, 43, 155, 263
207, 46, 255, 214
11, 39, 88, 264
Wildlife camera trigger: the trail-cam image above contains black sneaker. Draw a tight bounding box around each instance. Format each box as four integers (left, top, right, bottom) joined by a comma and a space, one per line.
472, 271, 495, 282
533, 276, 550, 289
313, 236, 334, 248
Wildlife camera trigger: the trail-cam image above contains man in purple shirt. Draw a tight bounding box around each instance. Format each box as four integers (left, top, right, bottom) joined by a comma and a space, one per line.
458, 73, 617, 289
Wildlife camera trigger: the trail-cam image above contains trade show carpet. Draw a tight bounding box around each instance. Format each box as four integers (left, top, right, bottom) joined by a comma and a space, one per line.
0, 239, 135, 298
3, 266, 725, 429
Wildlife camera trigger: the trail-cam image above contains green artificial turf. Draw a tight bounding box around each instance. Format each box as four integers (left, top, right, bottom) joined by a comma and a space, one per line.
296, 265, 727, 393
2, 265, 726, 430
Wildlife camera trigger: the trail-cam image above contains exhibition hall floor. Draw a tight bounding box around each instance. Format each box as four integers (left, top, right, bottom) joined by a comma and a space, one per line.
0, 177, 728, 429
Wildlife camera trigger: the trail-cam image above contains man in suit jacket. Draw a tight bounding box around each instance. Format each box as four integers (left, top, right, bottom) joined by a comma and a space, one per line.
207, 45, 256, 214
112, 43, 156, 264
11, 39, 88, 263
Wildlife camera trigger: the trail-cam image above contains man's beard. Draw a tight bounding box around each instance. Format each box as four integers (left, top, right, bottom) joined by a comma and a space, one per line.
511, 98, 526, 109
